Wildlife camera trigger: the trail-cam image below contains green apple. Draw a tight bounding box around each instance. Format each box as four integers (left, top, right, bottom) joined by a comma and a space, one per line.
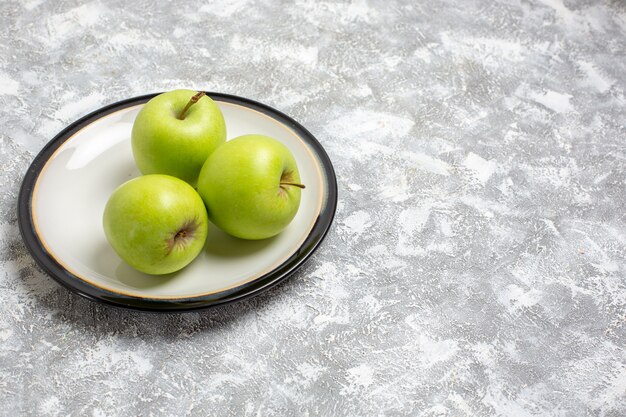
131, 89, 226, 187
197, 134, 305, 240
103, 175, 209, 275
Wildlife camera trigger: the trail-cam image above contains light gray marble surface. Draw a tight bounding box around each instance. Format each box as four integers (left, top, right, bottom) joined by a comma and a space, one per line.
1, 0, 626, 415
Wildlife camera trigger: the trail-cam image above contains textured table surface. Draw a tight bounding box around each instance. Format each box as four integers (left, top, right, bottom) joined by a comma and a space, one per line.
2, 0, 626, 415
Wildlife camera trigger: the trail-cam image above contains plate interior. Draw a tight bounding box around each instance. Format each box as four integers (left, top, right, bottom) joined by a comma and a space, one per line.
32, 100, 324, 299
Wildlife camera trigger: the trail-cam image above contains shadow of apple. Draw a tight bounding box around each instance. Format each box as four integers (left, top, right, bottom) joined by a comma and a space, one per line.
204, 221, 276, 258
114, 261, 175, 289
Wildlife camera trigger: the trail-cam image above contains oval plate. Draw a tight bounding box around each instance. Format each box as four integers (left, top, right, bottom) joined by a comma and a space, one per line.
18, 93, 337, 312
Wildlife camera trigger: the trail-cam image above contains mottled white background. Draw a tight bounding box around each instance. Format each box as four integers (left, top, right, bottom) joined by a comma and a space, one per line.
1, 0, 626, 415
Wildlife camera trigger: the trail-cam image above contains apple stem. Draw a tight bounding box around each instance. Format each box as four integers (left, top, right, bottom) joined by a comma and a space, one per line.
178, 91, 206, 120
280, 182, 306, 189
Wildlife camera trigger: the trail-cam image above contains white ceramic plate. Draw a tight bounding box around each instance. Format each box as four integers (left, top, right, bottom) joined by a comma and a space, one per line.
18, 93, 337, 311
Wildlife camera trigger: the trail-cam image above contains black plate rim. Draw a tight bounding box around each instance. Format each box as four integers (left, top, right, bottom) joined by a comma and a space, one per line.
17, 92, 338, 312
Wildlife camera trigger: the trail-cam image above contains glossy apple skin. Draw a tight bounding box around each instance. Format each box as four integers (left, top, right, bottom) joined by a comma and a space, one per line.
197, 135, 302, 240
103, 175, 209, 275
131, 89, 226, 187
